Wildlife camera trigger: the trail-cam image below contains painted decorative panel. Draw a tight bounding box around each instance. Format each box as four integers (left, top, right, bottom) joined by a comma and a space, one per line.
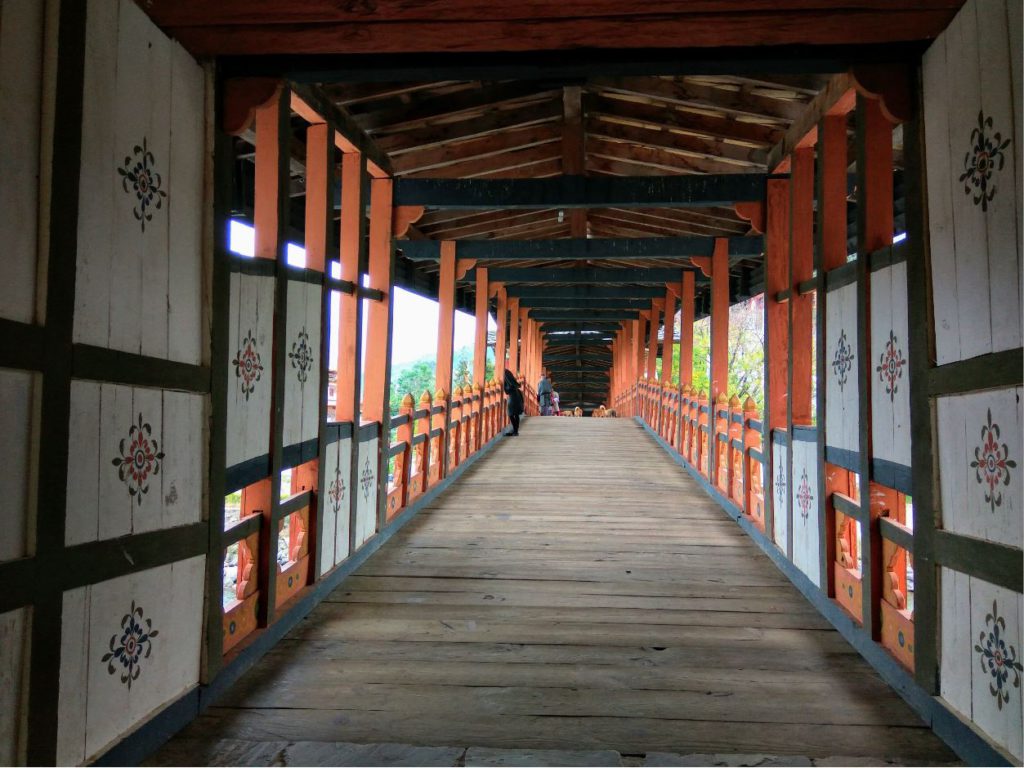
0, 0, 46, 324
73, 0, 206, 365
870, 262, 912, 472
937, 387, 1022, 550
226, 272, 274, 469
65, 381, 205, 545
771, 436, 789, 552
282, 280, 322, 450
355, 437, 379, 549
319, 437, 352, 576
824, 283, 859, 456
0, 606, 29, 765
791, 437, 821, 588
0, 369, 34, 562
57, 556, 204, 765
924, 0, 1022, 365
940, 567, 1024, 761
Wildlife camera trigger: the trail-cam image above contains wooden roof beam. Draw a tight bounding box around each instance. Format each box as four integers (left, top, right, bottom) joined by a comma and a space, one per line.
391, 122, 563, 175
400, 236, 761, 261
587, 117, 767, 168
588, 136, 760, 175
562, 85, 588, 238
766, 72, 857, 171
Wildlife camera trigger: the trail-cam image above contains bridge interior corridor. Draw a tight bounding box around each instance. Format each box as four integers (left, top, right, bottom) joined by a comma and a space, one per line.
150, 419, 955, 766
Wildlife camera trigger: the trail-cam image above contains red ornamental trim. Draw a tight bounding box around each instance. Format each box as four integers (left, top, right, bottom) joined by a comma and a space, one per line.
969, 408, 1017, 512
796, 469, 814, 521
876, 329, 907, 402
232, 328, 264, 400
111, 412, 165, 506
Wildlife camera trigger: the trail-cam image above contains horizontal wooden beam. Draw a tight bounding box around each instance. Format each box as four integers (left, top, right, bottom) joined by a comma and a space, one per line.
393, 174, 770, 210
520, 298, 653, 309
399, 235, 761, 261
465, 267, 705, 284
544, 338, 613, 346
508, 285, 668, 299
534, 309, 638, 320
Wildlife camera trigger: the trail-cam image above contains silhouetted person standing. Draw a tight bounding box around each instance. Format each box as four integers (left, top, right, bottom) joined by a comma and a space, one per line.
504, 369, 524, 436
538, 373, 553, 415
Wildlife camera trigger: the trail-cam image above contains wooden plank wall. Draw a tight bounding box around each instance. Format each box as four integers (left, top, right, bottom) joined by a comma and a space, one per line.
922, 0, 1023, 761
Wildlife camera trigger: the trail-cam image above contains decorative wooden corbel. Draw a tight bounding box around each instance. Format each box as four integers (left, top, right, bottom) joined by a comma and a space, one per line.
488, 280, 502, 299
850, 64, 914, 124
734, 202, 765, 234
455, 259, 477, 280
222, 77, 284, 136
392, 206, 425, 238
691, 256, 713, 278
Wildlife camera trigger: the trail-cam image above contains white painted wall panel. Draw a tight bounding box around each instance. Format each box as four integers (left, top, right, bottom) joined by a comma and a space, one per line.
283, 281, 322, 451
937, 388, 1022, 550
791, 438, 820, 588
771, 439, 789, 552
0, 0, 45, 324
0, 369, 34, 562
0, 606, 29, 765
318, 436, 353, 575
66, 381, 205, 545
870, 262, 912, 470
225, 272, 274, 469
824, 283, 858, 455
57, 557, 205, 765
302, 283, 323, 445
355, 437, 379, 548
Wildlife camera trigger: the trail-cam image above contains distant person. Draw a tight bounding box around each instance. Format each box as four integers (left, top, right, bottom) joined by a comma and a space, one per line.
538, 373, 553, 415
503, 369, 524, 436
552, 390, 560, 415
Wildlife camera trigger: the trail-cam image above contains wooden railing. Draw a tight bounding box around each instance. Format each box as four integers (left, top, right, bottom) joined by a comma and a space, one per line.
386, 376, 510, 521
618, 378, 765, 533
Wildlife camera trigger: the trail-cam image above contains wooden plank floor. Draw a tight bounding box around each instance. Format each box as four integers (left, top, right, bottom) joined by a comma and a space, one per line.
153, 418, 957, 765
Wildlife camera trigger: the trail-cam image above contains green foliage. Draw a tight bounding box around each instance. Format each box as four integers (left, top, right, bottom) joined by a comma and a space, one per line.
388, 346, 495, 418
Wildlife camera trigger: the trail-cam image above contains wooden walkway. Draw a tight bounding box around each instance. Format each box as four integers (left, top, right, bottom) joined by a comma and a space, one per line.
153, 418, 956, 765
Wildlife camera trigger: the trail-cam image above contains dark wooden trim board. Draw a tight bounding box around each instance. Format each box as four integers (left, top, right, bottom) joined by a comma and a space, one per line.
71, 344, 211, 393
933, 530, 1024, 594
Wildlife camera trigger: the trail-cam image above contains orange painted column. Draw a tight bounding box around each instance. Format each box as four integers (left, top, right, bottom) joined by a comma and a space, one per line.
765, 178, 791, 433
861, 100, 895, 253
679, 272, 694, 387
254, 93, 285, 262
495, 286, 507, 379
790, 147, 814, 425
361, 177, 394, 425
335, 152, 364, 424
507, 298, 520, 375
820, 115, 849, 273
436, 241, 456, 395
710, 238, 730, 401
303, 123, 330, 272
661, 288, 676, 386
647, 301, 661, 381
473, 267, 489, 388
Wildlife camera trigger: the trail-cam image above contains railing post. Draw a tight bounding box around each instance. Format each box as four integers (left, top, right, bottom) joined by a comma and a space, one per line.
432, 388, 446, 485
414, 390, 431, 497
395, 393, 414, 510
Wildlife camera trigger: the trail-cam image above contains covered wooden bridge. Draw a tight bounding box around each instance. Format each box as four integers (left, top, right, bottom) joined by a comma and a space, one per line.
0, 1, 1020, 766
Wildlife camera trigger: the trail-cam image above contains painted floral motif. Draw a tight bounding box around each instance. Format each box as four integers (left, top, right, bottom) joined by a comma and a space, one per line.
101, 601, 158, 689
960, 111, 1012, 213
328, 467, 346, 514
775, 457, 787, 506
974, 600, 1023, 710
796, 469, 814, 521
876, 330, 907, 402
832, 330, 854, 392
111, 413, 165, 506
969, 408, 1017, 512
360, 457, 374, 503
232, 329, 264, 400
117, 137, 166, 231
289, 327, 314, 384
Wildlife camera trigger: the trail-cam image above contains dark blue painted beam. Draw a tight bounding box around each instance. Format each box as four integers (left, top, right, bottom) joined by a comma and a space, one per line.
398, 236, 762, 261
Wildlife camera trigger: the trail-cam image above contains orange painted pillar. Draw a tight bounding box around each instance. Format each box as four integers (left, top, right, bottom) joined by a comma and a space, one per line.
335, 152, 364, 424
303, 123, 330, 272
710, 237, 729, 401
507, 298, 520, 374
361, 177, 394, 426
862, 100, 895, 253
473, 267, 489, 388
790, 147, 814, 425
495, 286, 507, 379
661, 287, 676, 386
766, 178, 791, 433
647, 301, 660, 381
679, 272, 695, 387
436, 241, 456, 395
254, 93, 284, 261
820, 115, 848, 273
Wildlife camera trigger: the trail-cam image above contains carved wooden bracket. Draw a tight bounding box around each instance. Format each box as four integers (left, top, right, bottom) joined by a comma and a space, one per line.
392, 206, 425, 238
455, 259, 477, 280
850, 64, 913, 124
691, 256, 713, 278
734, 202, 766, 234
223, 77, 284, 136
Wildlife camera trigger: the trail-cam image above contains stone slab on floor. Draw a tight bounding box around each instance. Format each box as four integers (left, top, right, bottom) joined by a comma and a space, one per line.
466, 747, 623, 766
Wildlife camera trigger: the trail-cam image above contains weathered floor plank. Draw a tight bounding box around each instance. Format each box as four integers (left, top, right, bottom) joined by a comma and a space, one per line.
151, 418, 956, 765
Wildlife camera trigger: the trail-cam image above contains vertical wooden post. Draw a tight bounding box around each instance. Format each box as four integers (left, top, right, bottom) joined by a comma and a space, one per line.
679, 271, 695, 387
647, 301, 660, 382
857, 94, 894, 642
661, 287, 676, 386
362, 177, 395, 533
254, 95, 284, 262
790, 148, 814, 425
436, 241, 456, 477
710, 237, 730, 400
508, 297, 520, 374
495, 286, 507, 379
764, 176, 791, 544
303, 123, 329, 272
473, 267, 489, 388
336, 153, 364, 425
